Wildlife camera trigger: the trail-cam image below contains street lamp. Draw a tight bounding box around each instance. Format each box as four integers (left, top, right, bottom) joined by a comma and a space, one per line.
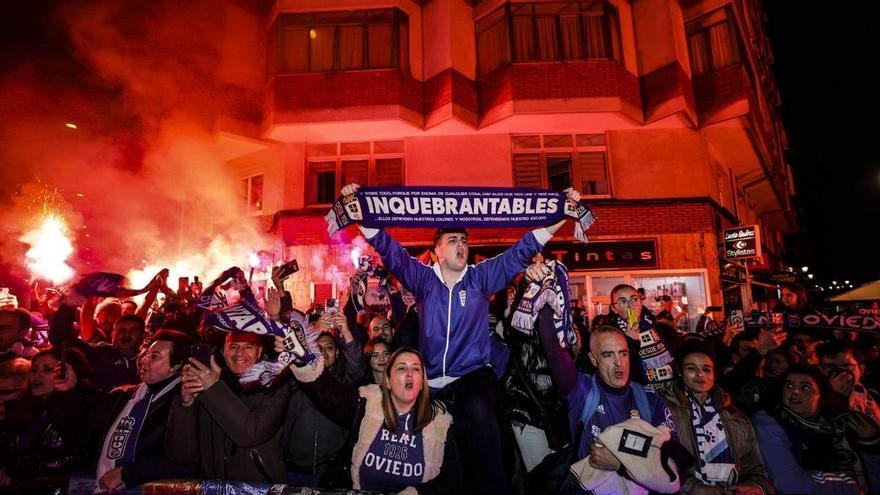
801, 266, 809, 273
807, 274, 814, 279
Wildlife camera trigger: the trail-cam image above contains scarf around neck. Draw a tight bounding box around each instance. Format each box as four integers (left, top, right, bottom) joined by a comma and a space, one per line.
688, 391, 736, 486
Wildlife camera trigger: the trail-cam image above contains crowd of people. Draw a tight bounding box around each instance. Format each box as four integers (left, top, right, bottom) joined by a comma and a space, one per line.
1, 183, 879, 495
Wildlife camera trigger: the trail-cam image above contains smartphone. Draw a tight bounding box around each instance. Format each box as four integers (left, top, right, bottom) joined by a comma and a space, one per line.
178, 277, 190, 294
324, 298, 339, 314
681, 296, 688, 305
276, 259, 300, 281
190, 344, 212, 367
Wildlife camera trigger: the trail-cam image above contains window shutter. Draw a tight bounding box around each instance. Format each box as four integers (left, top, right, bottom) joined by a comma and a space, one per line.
578, 151, 609, 195
513, 153, 543, 188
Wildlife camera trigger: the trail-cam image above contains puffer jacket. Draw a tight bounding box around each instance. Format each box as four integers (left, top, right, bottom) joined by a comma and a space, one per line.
661, 381, 774, 494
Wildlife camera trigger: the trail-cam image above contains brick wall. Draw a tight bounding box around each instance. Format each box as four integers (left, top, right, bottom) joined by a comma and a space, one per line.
640, 62, 695, 116
694, 64, 748, 116
271, 70, 422, 114
478, 61, 641, 115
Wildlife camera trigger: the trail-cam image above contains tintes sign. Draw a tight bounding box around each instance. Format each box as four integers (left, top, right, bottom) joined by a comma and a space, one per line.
724, 225, 761, 260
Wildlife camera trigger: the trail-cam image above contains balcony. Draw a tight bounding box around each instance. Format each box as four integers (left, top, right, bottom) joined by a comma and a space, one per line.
478, 60, 642, 127
264, 69, 423, 142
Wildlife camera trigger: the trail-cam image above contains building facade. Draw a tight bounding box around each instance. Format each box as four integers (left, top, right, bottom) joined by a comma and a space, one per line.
211, 0, 794, 326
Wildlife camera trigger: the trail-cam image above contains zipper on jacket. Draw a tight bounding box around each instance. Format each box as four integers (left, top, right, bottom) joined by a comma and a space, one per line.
442, 285, 452, 380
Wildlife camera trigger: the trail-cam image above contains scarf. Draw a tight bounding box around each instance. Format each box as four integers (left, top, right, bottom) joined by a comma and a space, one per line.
773, 405, 862, 487
510, 260, 575, 348
688, 392, 736, 486
196, 267, 244, 310
203, 295, 316, 385
96, 377, 180, 484
325, 186, 596, 243
73, 271, 161, 299
605, 308, 675, 387
350, 256, 390, 315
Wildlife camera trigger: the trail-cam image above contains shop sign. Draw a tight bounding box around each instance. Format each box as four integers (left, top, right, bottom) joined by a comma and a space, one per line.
542, 240, 658, 270
405, 240, 658, 271
724, 225, 761, 259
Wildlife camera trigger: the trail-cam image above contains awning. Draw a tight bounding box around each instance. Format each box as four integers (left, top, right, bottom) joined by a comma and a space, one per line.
829, 280, 880, 302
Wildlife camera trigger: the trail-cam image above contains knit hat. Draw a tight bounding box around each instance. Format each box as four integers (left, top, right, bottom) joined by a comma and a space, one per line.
570, 417, 680, 494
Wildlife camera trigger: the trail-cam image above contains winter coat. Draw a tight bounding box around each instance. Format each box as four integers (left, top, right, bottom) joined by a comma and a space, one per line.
282, 345, 364, 480
0, 384, 99, 490
660, 381, 773, 494
165, 372, 290, 482
95, 377, 194, 487
290, 355, 462, 494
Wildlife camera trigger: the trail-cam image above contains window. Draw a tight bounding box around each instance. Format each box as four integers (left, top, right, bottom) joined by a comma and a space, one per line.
307, 140, 405, 205
476, 1, 621, 78
276, 9, 409, 74
242, 174, 264, 213
686, 8, 740, 76
512, 133, 610, 195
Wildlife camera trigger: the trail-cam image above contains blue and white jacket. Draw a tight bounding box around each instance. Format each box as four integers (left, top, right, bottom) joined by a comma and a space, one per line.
365, 228, 549, 389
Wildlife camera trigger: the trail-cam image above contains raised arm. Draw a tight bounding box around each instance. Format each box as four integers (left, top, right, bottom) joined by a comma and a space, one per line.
536, 303, 578, 396
275, 335, 361, 428
474, 187, 582, 295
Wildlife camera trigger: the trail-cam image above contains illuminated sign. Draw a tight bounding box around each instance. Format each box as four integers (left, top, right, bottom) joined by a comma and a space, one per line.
724, 225, 761, 260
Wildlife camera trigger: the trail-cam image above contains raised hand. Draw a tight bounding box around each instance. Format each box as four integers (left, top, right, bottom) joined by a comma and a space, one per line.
341, 183, 361, 196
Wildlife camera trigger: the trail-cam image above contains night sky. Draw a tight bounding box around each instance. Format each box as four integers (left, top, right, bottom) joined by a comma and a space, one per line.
765, 4, 880, 285
2, 2, 878, 289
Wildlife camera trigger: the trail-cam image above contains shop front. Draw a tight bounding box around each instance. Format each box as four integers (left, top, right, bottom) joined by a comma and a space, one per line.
422, 237, 714, 331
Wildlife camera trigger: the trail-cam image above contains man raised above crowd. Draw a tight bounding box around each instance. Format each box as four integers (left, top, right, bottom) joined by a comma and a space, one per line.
339, 183, 581, 495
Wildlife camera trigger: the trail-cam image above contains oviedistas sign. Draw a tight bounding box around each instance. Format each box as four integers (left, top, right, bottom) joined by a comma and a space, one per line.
724, 225, 762, 260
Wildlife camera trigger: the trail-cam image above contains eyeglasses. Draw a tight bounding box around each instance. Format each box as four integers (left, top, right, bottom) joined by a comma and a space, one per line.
616, 296, 640, 306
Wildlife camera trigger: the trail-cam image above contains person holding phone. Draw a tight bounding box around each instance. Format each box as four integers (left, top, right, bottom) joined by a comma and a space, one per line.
1, 347, 95, 492
166, 331, 290, 483
593, 284, 676, 390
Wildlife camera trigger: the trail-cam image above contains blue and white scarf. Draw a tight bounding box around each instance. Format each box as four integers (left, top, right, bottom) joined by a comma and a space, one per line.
203, 294, 316, 386
510, 260, 575, 347
349, 256, 390, 315
689, 392, 737, 486
326, 186, 596, 243
96, 377, 180, 485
